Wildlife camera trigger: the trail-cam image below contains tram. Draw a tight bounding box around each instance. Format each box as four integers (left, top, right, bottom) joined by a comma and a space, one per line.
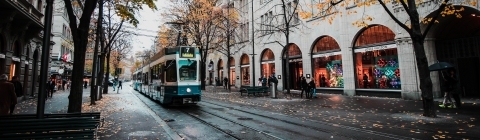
133, 46, 201, 105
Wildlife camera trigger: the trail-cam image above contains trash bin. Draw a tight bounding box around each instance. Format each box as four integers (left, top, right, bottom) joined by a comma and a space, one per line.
271, 82, 277, 98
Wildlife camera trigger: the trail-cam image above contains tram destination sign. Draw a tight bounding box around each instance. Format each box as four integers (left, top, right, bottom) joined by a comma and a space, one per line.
180, 47, 195, 58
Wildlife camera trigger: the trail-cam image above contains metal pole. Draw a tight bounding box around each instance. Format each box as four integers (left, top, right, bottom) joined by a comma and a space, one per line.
91, 0, 102, 103
37, 0, 54, 119
251, 0, 255, 87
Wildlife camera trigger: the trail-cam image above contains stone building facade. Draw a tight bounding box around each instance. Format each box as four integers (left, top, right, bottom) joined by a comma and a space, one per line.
0, 0, 46, 97
207, 0, 480, 100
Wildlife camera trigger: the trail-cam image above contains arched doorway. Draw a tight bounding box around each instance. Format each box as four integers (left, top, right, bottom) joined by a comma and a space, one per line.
282, 44, 303, 90
217, 59, 223, 81
240, 54, 250, 86
10, 41, 22, 80
261, 49, 275, 78
353, 25, 399, 90
0, 34, 5, 75
217, 59, 224, 86
229, 57, 235, 86
431, 6, 480, 97
311, 36, 343, 88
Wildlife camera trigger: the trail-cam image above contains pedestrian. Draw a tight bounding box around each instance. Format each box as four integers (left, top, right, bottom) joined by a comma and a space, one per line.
262, 75, 267, 87
223, 77, 228, 89
439, 69, 459, 108
62, 79, 67, 91
9, 76, 23, 115
300, 77, 308, 98
308, 79, 316, 99
118, 80, 123, 90
257, 77, 262, 86
363, 74, 369, 88
113, 79, 117, 91
320, 74, 326, 87
66, 79, 71, 90
84, 80, 88, 89
0, 74, 17, 115
47, 79, 55, 98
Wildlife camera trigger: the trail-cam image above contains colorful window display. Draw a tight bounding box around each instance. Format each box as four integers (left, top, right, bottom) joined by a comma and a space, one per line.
355, 46, 400, 89
313, 54, 343, 88
311, 36, 342, 88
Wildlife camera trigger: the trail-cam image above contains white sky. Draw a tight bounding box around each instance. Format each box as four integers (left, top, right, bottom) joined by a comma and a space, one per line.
129, 1, 171, 57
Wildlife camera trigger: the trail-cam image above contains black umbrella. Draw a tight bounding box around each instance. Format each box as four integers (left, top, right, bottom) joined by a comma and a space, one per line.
429, 62, 453, 71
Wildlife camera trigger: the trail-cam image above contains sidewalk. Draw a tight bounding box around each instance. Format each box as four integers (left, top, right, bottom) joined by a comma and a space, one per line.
12, 85, 174, 140
203, 85, 480, 139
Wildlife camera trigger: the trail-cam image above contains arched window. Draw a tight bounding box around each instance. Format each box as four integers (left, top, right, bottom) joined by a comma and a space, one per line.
261, 49, 275, 78
311, 36, 343, 88
353, 25, 399, 89
240, 54, 250, 85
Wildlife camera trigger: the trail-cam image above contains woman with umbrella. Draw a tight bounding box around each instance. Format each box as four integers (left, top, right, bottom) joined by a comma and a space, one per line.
439, 69, 458, 108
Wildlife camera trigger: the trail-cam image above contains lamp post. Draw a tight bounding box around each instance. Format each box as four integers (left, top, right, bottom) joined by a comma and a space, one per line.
251, 0, 256, 87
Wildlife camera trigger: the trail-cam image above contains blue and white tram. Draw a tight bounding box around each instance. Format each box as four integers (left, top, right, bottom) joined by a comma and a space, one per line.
138, 46, 201, 105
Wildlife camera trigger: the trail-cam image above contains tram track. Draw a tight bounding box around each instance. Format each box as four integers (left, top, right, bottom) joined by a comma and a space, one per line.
202, 97, 480, 140
201, 100, 414, 140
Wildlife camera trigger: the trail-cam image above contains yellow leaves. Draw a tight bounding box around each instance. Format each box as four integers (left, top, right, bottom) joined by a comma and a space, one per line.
299, 12, 312, 19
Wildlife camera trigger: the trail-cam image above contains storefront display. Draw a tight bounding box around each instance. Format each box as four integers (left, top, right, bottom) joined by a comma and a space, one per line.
313, 54, 343, 88
355, 45, 400, 89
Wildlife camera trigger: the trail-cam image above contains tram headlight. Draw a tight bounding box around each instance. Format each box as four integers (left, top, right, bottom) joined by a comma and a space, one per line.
186, 88, 191, 93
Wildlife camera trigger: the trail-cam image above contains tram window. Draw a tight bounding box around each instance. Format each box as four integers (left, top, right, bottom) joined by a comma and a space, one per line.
178, 60, 197, 81
165, 60, 177, 82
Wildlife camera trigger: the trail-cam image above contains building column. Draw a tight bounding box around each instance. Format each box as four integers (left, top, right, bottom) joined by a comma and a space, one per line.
341, 48, 356, 96
424, 38, 441, 98
396, 37, 421, 100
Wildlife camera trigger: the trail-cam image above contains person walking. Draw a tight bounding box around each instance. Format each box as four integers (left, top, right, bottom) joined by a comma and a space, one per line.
0, 74, 17, 115
223, 77, 228, 89
118, 80, 123, 90
300, 77, 308, 98
308, 79, 316, 99
439, 69, 459, 108
9, 76, 23, 115
47, 79, 55, 98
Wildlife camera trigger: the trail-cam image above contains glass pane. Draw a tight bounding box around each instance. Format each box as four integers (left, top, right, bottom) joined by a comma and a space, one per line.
313, 36, 340, 53
165, 60, 177, 82
178, 60, 197, 81
355, 48, 400, 89
313, 55, 343, 88
354, 25, 395, 47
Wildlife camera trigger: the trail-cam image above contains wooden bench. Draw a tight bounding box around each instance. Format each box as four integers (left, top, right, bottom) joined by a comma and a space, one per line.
0, 113, 101, 140
240, 86, 270, 96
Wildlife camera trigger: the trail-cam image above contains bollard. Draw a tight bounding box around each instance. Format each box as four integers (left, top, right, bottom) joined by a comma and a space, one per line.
271, 82, 277, 99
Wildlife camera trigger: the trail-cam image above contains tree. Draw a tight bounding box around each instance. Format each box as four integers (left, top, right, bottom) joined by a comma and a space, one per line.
254, 0, 306, 96
302, 0, 475, 117
162, 0, 224, 90
63, 0, 155, 112
214, 1, 244, 91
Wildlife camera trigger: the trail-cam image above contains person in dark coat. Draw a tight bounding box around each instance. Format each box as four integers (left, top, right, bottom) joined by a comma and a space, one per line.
0, 74, 17, 115
308, 80, 315, 99
363, 74, 369, 88
440, 69, 459, 108
223, 77, 228, 89
320, 74, 326, 87
47, 79, 55, 98
300, 77, 308, 98
118, 80, 123, 90
9, 76, 23, 115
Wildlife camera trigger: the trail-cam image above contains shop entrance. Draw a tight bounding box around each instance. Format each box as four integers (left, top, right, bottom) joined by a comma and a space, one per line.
432, 6, 480, 97
282, 44, 303, 90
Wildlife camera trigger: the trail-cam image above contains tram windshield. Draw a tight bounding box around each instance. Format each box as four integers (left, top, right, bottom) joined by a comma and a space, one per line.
165, 60, 177, 82
178, 60, 197, 81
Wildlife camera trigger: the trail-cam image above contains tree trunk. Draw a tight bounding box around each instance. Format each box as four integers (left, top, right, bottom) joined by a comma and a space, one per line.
68, 43, 87, 113
103, 47, 111, 94
411, 35, 436, 117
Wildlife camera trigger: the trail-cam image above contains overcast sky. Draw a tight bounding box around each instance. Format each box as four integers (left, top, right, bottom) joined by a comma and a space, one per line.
129, 1, 171, 57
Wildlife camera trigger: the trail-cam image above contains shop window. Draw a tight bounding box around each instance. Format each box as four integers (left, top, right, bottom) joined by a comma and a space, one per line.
240, 54, 250, 85
261, 49, 275, 78
312, 36, 342, 88
354, 25, 399, 89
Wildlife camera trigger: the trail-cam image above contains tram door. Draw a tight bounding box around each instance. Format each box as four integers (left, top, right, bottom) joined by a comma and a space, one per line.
457, 57, 480, 97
